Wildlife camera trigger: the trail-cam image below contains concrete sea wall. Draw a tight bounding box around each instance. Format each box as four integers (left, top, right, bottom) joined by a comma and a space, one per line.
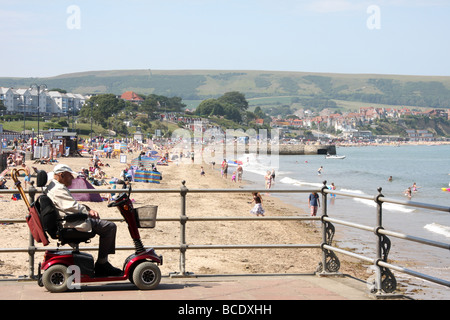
243, 144, 336, 155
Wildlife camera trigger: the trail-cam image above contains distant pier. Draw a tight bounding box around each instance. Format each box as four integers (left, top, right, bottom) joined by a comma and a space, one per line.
242, 144, 336, 155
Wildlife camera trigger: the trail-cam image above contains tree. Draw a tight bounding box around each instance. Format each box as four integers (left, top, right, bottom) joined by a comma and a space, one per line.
218, 91, 248, 112
223, 104, 242, 122
254, 106, 265, 119
80, 94, 126, 128
195, 99, 223, 117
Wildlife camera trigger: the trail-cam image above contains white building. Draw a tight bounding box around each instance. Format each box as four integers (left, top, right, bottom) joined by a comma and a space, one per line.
0, 87, 87, 115
0, 87, 14, 112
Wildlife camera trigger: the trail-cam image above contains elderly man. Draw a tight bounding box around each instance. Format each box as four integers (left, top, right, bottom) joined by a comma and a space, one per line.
46, 164, 121, 277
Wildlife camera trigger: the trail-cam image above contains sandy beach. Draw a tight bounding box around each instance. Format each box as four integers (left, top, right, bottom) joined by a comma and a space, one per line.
0, 150, 366, 281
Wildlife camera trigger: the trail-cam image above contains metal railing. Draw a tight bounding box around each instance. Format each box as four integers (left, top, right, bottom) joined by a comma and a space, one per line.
0, 181, 449, 297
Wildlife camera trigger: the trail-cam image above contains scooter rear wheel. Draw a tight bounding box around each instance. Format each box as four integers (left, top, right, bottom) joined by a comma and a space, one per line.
42, 264, 70, 293
132, 261, 161, 290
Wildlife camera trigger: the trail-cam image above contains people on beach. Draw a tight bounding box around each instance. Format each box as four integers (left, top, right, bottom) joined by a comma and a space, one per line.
388, 176, 393, 182
404, 187, 412, 199
250, 192, 265, 216
21, 163, 31, 189
329, 182, 336, 197
317, 166, 323, 175
231, 171, 236, 182
221, 160, 228, 179
308, 192, 320, 217
237, 164, 243, 182
200, 166, 206, 177
265, 171, 273, 189
412, 182, 420, 192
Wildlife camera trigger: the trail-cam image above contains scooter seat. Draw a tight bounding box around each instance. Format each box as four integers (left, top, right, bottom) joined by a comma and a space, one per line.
58, 228, 95, 246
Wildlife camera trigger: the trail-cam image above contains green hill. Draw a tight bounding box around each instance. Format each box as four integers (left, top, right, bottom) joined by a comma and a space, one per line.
2, 69, 450, 109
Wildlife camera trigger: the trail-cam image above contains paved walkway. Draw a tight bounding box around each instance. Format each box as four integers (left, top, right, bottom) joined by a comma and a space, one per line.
0, 274, 401, 300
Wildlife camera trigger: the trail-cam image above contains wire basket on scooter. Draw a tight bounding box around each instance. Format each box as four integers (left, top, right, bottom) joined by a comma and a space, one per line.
134, 205, 158, 228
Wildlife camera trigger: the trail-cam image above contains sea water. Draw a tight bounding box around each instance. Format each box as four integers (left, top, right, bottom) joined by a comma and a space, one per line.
236, 144, 450, 299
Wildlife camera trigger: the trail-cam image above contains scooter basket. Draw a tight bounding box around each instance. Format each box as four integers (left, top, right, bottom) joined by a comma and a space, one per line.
134, 205, 158, 228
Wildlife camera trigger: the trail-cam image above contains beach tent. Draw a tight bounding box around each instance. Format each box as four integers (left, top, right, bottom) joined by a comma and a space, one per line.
131, 156, 160, 169
68, 177, 103, 202
134, 169, 162, 184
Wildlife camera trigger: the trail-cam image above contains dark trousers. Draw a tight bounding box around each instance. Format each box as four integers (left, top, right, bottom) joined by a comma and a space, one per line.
89, 218, 117, 260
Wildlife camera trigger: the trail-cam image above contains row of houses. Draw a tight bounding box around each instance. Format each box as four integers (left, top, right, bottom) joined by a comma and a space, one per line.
270, 106, 449, 130
0, 87, 88, 115
268, 106, 450, 141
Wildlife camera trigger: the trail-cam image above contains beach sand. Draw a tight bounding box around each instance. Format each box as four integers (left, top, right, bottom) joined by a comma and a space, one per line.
0, 151, 366, 281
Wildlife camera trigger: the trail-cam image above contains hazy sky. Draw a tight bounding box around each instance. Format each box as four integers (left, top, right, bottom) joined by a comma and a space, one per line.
1, 0, 449, 77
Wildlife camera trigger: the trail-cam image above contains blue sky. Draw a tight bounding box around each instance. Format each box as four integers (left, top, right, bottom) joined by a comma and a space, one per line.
1, 0, 449, 77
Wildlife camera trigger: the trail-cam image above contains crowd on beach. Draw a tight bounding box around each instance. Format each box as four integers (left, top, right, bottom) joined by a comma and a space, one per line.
1, 134, 294, 221
1, 134, 429, 221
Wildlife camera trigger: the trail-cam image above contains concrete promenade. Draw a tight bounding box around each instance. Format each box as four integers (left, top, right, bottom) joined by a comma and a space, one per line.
0, 274, 401, 300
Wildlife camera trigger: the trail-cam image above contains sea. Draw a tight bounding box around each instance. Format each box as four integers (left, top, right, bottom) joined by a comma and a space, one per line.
236, 144, 450, 300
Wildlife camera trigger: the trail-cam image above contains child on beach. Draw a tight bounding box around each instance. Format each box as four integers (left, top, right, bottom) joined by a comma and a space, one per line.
200, 166, 205, 177
308, 192, 320, 216
329, 182, 336, 197
250, 192, 265, 216
231, 171, 236, 182
404, 187, 412, 199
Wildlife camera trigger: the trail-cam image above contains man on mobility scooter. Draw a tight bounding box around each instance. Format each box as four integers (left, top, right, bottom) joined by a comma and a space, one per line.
46, 164, 122, 277
13, 162, 162, 293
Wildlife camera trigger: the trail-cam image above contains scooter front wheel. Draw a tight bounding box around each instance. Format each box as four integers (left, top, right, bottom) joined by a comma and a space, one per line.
42, 264, 70, 293
132, 261, 161, 290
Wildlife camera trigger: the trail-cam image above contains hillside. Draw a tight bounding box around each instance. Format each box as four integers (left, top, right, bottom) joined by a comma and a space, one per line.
2, 69, 450, 109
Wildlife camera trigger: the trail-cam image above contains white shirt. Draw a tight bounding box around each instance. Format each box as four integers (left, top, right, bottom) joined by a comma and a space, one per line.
45, 179, 92, 232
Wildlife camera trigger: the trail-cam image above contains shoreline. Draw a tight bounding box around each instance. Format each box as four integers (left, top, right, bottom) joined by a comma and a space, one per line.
0, 150, 369, 282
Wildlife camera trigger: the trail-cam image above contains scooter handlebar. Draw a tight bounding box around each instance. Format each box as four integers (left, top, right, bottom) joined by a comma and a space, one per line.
107, 198, 128, 207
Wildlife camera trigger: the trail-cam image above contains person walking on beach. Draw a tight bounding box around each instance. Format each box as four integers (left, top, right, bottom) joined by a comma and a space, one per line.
308, 192, 320, 217
231, 171, 237, 182
21, 162, 31, 189
265, 170, 273, 189
222, 160, 228, 179
237, 164, 243, 182
250, 192, 265, 216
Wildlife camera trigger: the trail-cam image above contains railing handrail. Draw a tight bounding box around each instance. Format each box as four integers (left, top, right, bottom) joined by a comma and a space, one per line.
0, 184, 448, 297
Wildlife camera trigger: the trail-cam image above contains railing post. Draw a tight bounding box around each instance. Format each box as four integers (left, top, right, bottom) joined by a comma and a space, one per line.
320, 181, 328, 273
317, 181, 340, 275
374, 187, 383, 293
178, 180, 189, 276
373, 187, 397, 296
321, 180, 328, 264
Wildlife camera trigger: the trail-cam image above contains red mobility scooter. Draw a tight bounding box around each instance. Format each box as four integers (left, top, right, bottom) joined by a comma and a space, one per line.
12, 168, 162, 293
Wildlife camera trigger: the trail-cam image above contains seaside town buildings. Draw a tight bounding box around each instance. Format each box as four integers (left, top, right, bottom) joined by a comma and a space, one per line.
0, 87, 87, 116
1, 87, 448, 143
269, 106, 450, 142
